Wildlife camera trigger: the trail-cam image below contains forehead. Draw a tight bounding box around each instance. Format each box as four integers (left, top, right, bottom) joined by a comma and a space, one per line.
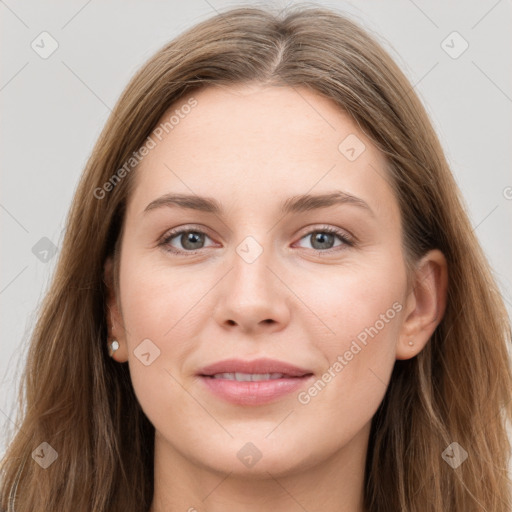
142, 83, 374, 165
128, 83, 397, 222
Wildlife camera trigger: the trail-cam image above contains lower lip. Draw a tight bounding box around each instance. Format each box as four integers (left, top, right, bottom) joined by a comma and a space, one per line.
199, 375, 314, 406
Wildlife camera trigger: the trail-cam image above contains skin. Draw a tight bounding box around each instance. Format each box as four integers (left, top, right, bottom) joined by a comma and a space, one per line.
104, 83, 447, 512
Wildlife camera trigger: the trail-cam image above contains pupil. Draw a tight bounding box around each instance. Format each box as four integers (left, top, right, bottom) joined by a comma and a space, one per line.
183, 232, 203, 249
313, 232, 333, 249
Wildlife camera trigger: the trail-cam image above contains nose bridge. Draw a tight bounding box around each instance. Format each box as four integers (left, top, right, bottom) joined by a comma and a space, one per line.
213, 229, 291, 330
230, 232, 277, 301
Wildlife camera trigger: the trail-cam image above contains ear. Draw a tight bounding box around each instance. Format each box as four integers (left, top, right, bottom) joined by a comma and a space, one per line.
396, 249, 448, 360
103, 256, 128, 362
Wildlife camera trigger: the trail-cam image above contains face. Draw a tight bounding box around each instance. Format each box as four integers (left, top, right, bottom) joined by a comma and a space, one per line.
106, 83, 420, 477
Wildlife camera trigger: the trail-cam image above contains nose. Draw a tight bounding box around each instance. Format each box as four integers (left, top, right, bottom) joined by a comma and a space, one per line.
212, 239, 291, 334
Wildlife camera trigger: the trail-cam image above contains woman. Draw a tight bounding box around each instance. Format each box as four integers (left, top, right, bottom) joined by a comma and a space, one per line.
1, 4, 511, 511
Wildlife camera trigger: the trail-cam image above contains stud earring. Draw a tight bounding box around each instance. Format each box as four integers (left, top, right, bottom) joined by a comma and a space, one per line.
108, 340, 120, 357
408, 340, 414, 346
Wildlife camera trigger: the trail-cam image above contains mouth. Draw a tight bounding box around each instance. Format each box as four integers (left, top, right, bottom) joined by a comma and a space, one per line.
202, 372, 312, 381
197, 357, 313, 378
197, 358, 314, 406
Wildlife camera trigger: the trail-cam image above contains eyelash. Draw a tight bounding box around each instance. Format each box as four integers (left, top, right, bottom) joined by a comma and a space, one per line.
159, 224, 354, 256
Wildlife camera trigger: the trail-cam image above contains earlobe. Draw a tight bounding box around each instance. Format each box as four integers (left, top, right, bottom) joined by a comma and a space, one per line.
396, 249, 448, 360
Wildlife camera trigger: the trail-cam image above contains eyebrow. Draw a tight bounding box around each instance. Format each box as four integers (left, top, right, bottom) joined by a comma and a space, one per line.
143, 190, 374, 217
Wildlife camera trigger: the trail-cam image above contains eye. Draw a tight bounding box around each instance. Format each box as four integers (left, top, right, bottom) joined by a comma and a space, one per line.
160, 227, 215, 255
295, 225, 354, 252
159, 224, 354, 255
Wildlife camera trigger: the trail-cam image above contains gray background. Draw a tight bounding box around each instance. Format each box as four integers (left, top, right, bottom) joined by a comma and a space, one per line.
1, 0, 511, 460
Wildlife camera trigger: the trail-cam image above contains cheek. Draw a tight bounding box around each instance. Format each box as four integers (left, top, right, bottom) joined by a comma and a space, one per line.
299, 256, 405, 403
116, 252, 189, 406
119, 248, 193, 340
303, 255, 405, 342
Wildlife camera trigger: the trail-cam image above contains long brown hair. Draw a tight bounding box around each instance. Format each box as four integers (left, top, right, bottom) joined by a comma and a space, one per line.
1, 4, 511, 511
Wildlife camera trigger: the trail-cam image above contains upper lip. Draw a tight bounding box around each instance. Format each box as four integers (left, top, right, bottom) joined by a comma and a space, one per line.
198, 358, 313, 378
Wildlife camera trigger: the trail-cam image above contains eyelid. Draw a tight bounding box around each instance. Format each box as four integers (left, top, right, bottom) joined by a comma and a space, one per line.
159, 224, 216, 252
296, 223, 354, 243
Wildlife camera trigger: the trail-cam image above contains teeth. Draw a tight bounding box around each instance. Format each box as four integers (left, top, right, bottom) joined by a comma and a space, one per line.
212, 372, 285, 381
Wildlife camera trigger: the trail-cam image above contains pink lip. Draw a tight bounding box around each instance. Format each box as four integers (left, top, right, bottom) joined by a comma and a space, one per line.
197, 358, 314, 406
200, 375, 314, 405
198, 357, 312, 377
